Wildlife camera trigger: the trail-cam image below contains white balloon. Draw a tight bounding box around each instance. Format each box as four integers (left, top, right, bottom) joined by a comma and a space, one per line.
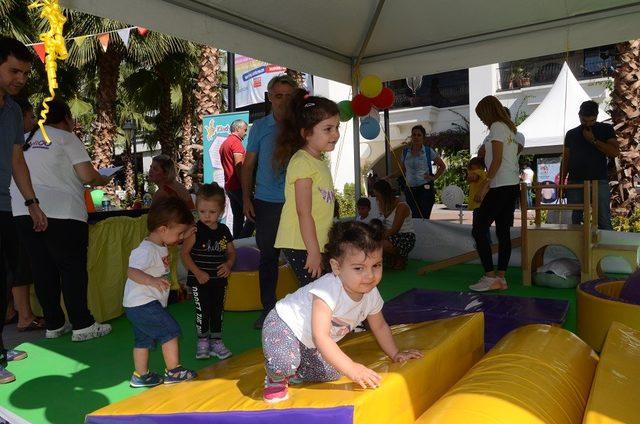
441, 185, 465, 210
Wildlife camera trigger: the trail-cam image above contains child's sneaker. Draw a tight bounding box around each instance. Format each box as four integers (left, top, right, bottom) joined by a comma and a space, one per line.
130, 371, 163, 388
5, 349, 27, 362
72, 322, 112, 342
164, 366, 197, 384
45, 322, 72, 339
0, 365, 15, 384
263, 376, 289, 403
209, 339, 232, 360
196, 338, 210, 359
469, 276, 505, 292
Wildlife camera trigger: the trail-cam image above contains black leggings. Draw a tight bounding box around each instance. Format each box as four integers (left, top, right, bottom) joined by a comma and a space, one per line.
472, 185, 519, 273
15, 216, 95, 331
191, 281, 227, 338
282, 249, 322, 287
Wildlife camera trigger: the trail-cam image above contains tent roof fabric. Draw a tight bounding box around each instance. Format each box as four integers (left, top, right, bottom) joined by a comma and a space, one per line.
62, 0, 640, 84
518, 62, 610, 155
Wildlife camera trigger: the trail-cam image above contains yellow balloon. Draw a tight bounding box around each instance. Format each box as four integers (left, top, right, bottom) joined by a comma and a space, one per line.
360, 75, 382, 98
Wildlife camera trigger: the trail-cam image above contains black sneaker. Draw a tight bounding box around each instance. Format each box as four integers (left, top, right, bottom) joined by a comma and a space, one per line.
130, 371, 163, 388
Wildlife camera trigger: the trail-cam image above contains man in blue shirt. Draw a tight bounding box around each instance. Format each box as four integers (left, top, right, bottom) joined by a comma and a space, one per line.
560, 100, 619, 229
241, 75, 297, 329
0, 37, 48, 384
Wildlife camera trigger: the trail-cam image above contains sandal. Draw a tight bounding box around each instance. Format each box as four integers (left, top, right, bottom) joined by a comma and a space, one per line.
17, 318, 45, 332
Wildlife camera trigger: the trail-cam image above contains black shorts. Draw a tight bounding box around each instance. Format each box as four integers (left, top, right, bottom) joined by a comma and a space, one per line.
0, 211, 33, 286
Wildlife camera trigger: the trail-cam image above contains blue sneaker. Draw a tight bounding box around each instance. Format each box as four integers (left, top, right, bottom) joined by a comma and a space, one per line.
164, 366, 197, 384
130, 371, 163, 388
6, 349, 27, 362
0, 365, 15, 384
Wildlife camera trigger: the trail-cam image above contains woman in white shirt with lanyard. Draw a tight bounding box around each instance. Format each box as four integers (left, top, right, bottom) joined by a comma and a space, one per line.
469, 96, 520, 292
11, 99, 113, 341
385, 125, 446, 219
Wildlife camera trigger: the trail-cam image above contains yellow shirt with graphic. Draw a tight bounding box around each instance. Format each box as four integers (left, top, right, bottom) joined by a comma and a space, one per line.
468, 168, 488, 210
275, 149, 335, 251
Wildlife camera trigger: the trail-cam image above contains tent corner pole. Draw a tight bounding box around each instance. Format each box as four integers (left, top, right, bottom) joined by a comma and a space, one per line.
351, 63, 361, 200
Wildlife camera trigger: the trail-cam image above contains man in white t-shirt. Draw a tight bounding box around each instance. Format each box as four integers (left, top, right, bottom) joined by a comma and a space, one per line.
520, 163, 534, 207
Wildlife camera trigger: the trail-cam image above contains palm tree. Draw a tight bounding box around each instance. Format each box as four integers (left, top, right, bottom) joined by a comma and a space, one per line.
0, 0, 34, 43
194, 45, 224, 183
610, 39, 640, 217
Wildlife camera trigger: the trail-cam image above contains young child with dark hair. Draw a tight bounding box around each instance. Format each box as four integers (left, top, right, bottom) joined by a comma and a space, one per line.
123, 197, 197, 387
261, 220, 423, 403
355, 197, 372, 223
181, 183, 236, 360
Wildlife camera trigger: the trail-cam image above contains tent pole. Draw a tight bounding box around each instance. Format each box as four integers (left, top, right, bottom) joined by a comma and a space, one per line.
383, 83, 391, 175
353, 0, 386, 70
352, 61, 361, 199
227, 51, 236, 112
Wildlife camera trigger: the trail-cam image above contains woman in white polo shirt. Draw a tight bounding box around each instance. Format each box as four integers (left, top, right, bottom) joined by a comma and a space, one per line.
469, 96, 520, 292
11, 99, 112, 341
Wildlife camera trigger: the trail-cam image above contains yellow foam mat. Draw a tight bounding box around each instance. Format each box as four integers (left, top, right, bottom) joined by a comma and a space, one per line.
583, 321, 640, 424
88, 314, 484, 423
225, 264, 299, 311
417, 324, 598, 424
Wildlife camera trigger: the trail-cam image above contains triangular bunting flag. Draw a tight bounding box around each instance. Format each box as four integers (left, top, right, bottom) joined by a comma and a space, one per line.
98, 33, 110, 52
117, 28, 132, 48
74, 35, 88, 47
32, 43, 46, 63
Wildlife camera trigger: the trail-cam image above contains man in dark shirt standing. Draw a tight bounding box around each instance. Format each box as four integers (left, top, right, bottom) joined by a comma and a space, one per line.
219, 119, 253, 239
560, 100, 619, 229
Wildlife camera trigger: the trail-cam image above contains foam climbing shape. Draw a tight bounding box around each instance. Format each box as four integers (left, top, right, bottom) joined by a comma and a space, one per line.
583, 321, 640, 424
224, 264, 299, 311
86, 314, 484, 424
577, 279, 640, 351
416, 324, 598, 424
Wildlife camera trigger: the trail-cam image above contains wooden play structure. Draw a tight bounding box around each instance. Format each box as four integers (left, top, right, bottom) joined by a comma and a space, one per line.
521, 181, 639, 285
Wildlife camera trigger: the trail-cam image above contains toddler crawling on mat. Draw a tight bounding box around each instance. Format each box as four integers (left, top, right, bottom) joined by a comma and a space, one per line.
261, 221, 423, 403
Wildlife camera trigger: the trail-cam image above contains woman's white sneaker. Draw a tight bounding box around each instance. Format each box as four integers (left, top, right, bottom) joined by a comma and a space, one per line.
469, 276, 505, 292
72, 322, 112, 342
45, 322, 72, 339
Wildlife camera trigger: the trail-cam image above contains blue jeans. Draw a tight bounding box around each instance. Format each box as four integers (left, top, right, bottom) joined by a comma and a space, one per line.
125, 301, 181, 349
254, 199, 284, 314
566, 180, 613, 230
405, 185, 436, 219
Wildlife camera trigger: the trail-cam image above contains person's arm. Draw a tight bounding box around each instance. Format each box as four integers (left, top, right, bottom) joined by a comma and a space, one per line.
560, 146, 570, 185
73, 162, 111, 186
127, 267, 170, 291
180, 232, 209, 284
367, 312, 423, 362
311, 296, 381, 389
217, 239, 236, 278
477, 144, 486, 159
385, 202, 410, 237
584, 130, 620, 158
429, 155, 446, 181
241, 152, 257, 221
294, 178, 323, 278
12, 145, 47, 231
233, 152, 244, 180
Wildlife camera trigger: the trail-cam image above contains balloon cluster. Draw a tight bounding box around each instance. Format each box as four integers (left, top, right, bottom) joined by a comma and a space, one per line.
337, 75, 395, 140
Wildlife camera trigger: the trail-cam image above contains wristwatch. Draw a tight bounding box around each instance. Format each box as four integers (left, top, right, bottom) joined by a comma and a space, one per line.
24, 198, 39, 207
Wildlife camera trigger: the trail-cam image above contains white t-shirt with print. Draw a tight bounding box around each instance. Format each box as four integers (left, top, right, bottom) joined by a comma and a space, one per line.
483, 121, 520, 188
123, 240, 172, 308
275, 272, 384, 349
10, 127, 91, 222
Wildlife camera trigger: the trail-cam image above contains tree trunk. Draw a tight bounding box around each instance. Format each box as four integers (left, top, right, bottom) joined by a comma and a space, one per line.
156, 65, 175, 161
194, 45, 223, 184
91, 48, 123, 202
122, 145, 136, 198
179, 91, 194, 188
610, 39, 640, 217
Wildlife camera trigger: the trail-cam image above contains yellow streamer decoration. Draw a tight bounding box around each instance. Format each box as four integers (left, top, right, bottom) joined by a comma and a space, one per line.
28, 0, 68, 144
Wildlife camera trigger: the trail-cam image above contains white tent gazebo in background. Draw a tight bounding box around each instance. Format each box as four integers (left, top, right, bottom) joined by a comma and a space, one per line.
518, 62, 610, 155
62, 0, 640, 195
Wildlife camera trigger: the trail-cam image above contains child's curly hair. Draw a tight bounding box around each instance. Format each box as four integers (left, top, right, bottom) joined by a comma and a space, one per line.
324, 221, 384, 264
196, 183, 226, 207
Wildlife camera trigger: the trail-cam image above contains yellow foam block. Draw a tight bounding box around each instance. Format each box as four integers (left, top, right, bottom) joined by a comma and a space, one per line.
88, 314, 484, 423
225, 264, 299, 311
577, 280, 640, 351
417, 324, 598, 424
583, 321, 640, 424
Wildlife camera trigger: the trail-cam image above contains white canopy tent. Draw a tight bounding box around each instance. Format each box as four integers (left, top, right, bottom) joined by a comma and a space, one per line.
518, 62, 611, 155
62, 0, 640, 194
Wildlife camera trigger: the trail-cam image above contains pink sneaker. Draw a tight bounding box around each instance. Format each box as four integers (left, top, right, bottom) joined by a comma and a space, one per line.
263, 376, 289, 403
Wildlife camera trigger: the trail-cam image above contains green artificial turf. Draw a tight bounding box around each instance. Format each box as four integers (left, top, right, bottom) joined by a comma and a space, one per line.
0, 260, 578, 423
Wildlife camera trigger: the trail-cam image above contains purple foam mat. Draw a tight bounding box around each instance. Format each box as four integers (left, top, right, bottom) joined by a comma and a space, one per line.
383, 288, 569, 350
85, 407, 354, 424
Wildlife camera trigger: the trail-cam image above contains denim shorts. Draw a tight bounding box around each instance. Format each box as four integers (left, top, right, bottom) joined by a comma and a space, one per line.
124, 300, 182, 349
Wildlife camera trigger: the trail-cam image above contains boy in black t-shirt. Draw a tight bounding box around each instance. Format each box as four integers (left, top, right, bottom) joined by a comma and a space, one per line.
181, 184, 236, 360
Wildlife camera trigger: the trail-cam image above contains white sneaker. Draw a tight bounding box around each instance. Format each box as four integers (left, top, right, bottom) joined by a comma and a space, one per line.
209, 339, 232, 359
469, 276, 505, 292
72, 322, 112, 342
46, 322, 72, 339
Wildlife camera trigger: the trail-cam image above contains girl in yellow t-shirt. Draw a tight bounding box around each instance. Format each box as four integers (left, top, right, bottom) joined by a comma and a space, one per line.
273, 90, 340, 286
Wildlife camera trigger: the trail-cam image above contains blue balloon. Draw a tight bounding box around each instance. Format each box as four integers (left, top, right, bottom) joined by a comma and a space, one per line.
359, 116, 380, 140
